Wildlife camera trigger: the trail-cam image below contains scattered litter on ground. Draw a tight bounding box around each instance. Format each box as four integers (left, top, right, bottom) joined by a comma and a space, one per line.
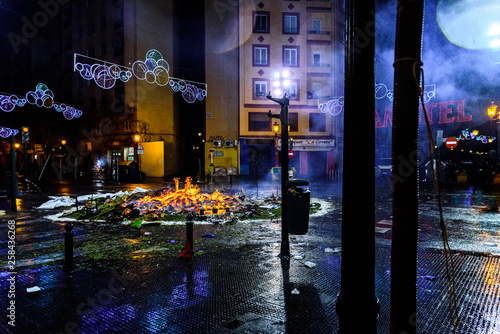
201, 234, 215, 238
293, 255, 303, 260
420, 275, 436, 281
144, 232, 152, 236
304, 261, 317, 269
484, 242, 498, 247
291, 288, 300, 295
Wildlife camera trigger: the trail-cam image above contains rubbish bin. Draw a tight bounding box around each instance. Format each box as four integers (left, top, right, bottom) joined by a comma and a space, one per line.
287, 179, 310, 235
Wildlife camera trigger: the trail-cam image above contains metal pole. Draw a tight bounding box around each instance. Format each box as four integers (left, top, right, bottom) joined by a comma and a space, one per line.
280, 99, 290, 258
267, 95, 290, 258
10, 135, 17, 212
336, 0, 378, 332
24, 142, 28, 188
390, 0, 424, 333
64, 222, 74, 271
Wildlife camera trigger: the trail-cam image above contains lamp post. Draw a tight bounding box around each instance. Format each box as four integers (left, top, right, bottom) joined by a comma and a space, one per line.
487, 101, 500, 157
273, 122, 279, 167
267, 93, 290, 258
133, 133, 142, 181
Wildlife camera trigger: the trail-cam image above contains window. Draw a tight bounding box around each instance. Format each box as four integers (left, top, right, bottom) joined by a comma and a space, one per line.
309, 113, 326, 132
253, 79, 268, 99
249, 112, 271, 131
283, 13, 299, 34
313, 19, 322, 34
100, 43, 107, 56
283, 80, 299, 99
253, 45, 269, 66
124, 121, 131, 131
312, 83, 322, 98
289, 113, 298, 132
313, 53, 320, 66
283, 46, 299, 67
339, 23, 346, 42
253, 12, 270, 33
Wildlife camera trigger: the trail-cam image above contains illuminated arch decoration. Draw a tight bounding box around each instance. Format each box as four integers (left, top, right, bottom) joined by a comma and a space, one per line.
74, 50, 207, 104
0, 94, 26, 112
375, 83, 436, 103
319, 96, 344, 116
0, 84, 82, 120
0, 126, 19, 138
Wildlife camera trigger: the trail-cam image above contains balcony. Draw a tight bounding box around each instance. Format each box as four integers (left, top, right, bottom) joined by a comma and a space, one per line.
307, 0, 331, 9
307, 63, 331, 74
307, 30, 332, 42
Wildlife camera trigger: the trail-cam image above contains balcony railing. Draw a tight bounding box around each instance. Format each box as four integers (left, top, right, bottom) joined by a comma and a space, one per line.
307, 30, 331, 35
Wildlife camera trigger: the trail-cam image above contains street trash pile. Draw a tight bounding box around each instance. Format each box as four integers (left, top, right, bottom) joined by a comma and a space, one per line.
40, 177, 297, 225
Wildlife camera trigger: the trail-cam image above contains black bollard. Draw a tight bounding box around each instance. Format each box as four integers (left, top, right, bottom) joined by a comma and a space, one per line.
64, 222, 75, 271
180, 215, 194, 258
186, 221, 194, 253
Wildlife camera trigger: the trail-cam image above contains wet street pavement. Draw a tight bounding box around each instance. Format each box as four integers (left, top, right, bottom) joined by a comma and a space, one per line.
1, 177, 500, 333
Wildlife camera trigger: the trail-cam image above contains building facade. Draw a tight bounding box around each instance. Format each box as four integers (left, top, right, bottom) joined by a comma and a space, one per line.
61, 0, 183, 179
205, 0, 345, 179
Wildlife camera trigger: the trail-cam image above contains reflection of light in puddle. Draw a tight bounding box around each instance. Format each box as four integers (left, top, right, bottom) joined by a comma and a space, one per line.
168, 270, 210, 310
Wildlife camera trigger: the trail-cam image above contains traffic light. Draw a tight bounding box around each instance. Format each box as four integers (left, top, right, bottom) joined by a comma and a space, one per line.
289, 137, 293, 150
22, 126, 29, 144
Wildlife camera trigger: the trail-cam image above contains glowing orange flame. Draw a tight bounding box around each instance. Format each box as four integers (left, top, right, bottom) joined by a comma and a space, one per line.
130, 177, 239, 215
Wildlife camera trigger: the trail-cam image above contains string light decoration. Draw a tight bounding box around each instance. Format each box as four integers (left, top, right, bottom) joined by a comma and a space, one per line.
0, 83, 82, 120
74, 49, 207, 104
319, 96, 344, 116
447, 129, 496, 144
375, 83, 436, 103
0, 126, 19, 138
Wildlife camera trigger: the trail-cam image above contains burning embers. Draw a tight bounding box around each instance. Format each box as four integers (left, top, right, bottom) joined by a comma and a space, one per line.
124, 177, 241, 216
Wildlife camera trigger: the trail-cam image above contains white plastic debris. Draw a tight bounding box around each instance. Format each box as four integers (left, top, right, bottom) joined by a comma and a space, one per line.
27, 286, 41, 293
484, 242, 498, 247
293, 255, 304, 260
144, 232, 152, 236
325, 248, 335, 253
304, 261, 317, 269
291, 288, 300, 295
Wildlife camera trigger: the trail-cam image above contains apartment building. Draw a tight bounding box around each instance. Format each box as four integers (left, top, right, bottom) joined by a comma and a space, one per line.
61, 0, 186, 178
205, 0, 344, 179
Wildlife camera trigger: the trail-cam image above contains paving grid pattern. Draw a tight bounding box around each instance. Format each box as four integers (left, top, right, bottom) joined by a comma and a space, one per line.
1, 199, 500, 333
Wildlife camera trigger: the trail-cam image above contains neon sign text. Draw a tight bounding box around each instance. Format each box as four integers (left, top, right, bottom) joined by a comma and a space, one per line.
375, 99, 471, 128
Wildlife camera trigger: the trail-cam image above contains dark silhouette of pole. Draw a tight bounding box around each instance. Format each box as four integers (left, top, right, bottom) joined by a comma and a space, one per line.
267, 94, 290, 258
336, 0, 378, 332
10, 134, 17, 213
24, 142, 28, 189
64, 222, 74, 271
390, 0, 424, 333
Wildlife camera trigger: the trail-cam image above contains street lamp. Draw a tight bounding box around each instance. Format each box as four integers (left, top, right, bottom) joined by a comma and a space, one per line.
487, 101, 498, 119
273, 122, 280, 167
487, 101, 500, 159
133, 133, 142, 181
